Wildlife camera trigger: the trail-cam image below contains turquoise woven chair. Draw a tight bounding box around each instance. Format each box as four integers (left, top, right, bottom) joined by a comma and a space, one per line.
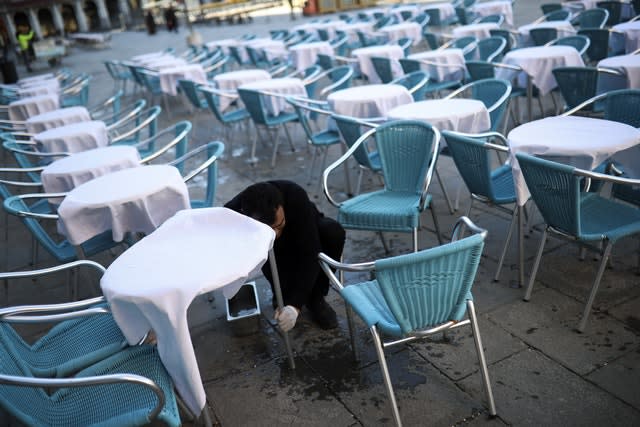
0, 261, 128, 376
545, 35, 591, 56
398, 58, 463, 97
573, 7, 609, 29
551, 66, 626, 113
286, 97, 341, 184
96, 99, 146, 128
596, 1, 624, 26
61, 75, 91, 107
198, 85, 250, 148
476, 36, 507, 62
370, 56, 395, 83
237, 87, 298, 167
0, 344, 180, 427
442, 130, 518, 282
529, 27, 558, 46
445, 78, 512, 132
389, 70, 430, 101
108, 105, 162, 149
168, 141, 225, 209
517, 153, 640, 332
177, 79, 207, 112
323, 120, 443, 253
318, 216, 496, 427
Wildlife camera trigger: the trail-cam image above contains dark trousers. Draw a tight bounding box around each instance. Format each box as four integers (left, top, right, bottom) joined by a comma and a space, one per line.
20, 50, 31, 70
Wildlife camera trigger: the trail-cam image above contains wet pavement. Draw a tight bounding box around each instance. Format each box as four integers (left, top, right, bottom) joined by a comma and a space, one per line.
2, 1, 640, 426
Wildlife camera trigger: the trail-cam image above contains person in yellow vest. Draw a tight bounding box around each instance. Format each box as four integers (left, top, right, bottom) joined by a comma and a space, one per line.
17, 26, 34, 72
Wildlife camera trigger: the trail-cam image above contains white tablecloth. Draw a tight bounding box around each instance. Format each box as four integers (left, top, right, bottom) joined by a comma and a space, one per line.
138, 55, 188, 70
25, 106, 92, 134
336, 21, 376, 43
100, 207, 275, 415
378, 22, 423, 45
387, 99, 490, 133
205, 38, 248, 63
158, 64, 207, 96
613, 21, 640, 54
292, 21, 344, 39
34, 120, 109, 154
41, 146, 141, 194
496, 46, 585, 95
130, 51, 166, 62
598, 54, 640, 90
328, 84, 414, 118
408, 48, 467, 82
289, 41, 334, 71
508, 116, 640, 205
471, 0, 514, 27
238, 77, 307, 115
214, 69, 271, 111
16, 78, 60, 98
452, 22, 500, 40
243, 38, 288, 62
517, 21, 576, 47
8, 94, 59, 122
388, 5, 419, 21
352, 44, 405, 83
58, 165, 190, 245
17, 73, 55, 85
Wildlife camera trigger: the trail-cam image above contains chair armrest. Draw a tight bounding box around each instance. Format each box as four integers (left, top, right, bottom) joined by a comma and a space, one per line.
4, 193, 66, 219
561, 92, 608, 116
169, 141, 224, 183
319, 67, 355, 97
318, 252, 375, 291
135, 122, 191, 163
322, 127, 377, 207
451, 216, 488, 242
0, 372, 166, 421
0, 297, 108, 323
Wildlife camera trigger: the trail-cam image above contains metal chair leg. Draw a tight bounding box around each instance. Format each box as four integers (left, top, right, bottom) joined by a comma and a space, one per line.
524, 229, 548, 301
370, 326, 403, 427
494, 207, 518, 282
578, 242, 613, 332
467, 300, 497, 416
429, 202, 444, 245
435, 168, 455, 214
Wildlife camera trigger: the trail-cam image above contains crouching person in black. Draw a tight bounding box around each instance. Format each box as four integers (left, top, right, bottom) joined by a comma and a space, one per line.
225, 180, 345, 331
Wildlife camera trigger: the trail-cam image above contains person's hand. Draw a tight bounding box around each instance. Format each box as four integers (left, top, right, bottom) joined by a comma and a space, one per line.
275, 305, 299, 332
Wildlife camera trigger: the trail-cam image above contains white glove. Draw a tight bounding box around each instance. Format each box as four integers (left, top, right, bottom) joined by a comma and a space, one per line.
275, 305, 299, 332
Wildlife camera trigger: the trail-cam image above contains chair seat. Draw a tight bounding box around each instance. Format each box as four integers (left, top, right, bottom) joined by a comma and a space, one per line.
222, 108, 250, 123
265, 112, 298, 126
341, 280, 403, 337
578, 193, 640, 242
338, 190, 430, 231
490, 165, 517, 204
312, 129, 341, 146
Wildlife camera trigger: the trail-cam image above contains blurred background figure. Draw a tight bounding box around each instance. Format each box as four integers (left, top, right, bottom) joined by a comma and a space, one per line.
164, 5, 179, 32
145, 10, 157, 35
16, 25, 34, 72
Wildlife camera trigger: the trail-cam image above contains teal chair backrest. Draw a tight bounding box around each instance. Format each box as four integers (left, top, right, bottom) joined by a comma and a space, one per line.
374, 232, 485, 334
177, 79, 204, 109
469, 78, 511, 131
237, 88, 270, 125
370, 56, 394, 83
333, 114, 379, 171
516, 153, 582, 237
441, 131, 497, 200
374, 120, 438, 194
604, 89, 640, 128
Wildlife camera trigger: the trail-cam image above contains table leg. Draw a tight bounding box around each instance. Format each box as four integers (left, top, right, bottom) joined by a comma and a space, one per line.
526, 74, 532, 123
269, 249, 296, 369
518, 205, 525, 288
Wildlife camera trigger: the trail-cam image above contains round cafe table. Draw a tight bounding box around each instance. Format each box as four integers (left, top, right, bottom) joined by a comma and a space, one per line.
41, 145, 141, 194
25, 106, 92, 134
214, 69, 272, 111
328, 84, 414, 118
8, 94, 59, 122
386, 99, 490, 134
34, 120, 108, 154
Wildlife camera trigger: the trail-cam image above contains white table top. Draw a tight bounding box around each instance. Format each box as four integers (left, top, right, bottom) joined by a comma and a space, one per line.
613, 21, 640, 54
407, 48, 466, 82
34, 120, 108, 154
336, 21, 375, 43
158, 64, 207, 96
25, 106, 92, 134
471, 0, 514, 27
17, 73, 55, 85
15, 78, 60, 98
508, 116, 640, 205
41, 146, 141, 194
243, 38, 288, 62
328, 83, 414, 118
378, 22, 423, 45
57, 164, 190, 245
8, 94, 60, 122
496, 46, 585, 95
517, 21, 576, 47
352, 44, 405, 83
214, 69, 271, 111
239, 77, 306, 116
452, 22, 499, 40
599, 54, 640, 90
100, 207, 275, 415
289, 41, 334, 71
387, 99, 490, 133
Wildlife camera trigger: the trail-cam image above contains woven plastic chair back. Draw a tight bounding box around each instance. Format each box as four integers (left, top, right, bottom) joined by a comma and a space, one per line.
552, 67, 599, 110
541, 3, 563, 15
549, 35, 591, 55
604, 89, 640, 128
317, 53, 334, 70
465, 60, 496, 81
374, 232, 485, 334
578, 7, 609, 28
529, 28, 558, 46
327, 65, 354, 92
577, 28, 610, 62
442, 132, 497, 200
370, 56, 395, 83
544, 9, 571, 21
177, 79, 205, 109
596, 1, 623, 25
477, 36, 507, 62
423, 9, 442, 26
470, 78, 511, 131
375, 120, 437, 194
237, 88, 269, 125
516, 154, 582, 237
489, 29, 515, 53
